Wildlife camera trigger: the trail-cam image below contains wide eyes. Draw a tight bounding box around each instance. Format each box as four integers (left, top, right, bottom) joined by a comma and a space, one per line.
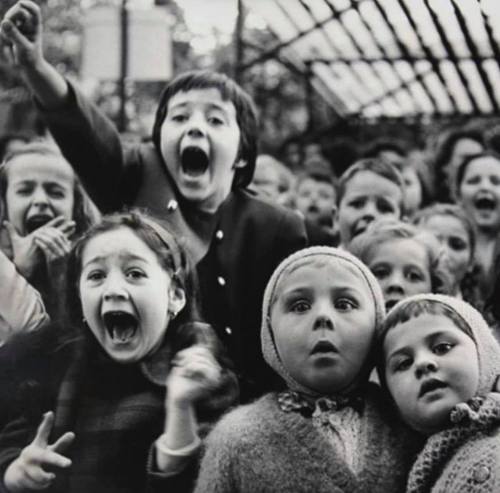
288, 297, 357, 313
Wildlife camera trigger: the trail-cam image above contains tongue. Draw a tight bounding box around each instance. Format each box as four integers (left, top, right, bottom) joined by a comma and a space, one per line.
181, 147, 209, 177
111, 325, 136, 343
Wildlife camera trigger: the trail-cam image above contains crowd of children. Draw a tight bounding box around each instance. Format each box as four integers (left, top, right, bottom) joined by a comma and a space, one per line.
1, 0, 500, 492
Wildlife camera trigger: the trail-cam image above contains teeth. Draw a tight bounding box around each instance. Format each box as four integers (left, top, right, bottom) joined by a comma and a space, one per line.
103, 312, 138, 343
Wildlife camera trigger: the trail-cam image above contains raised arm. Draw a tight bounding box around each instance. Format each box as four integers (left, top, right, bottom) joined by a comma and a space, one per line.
0, 1, 69, 109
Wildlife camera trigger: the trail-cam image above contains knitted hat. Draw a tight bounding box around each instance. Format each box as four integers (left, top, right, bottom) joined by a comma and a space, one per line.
261, 246, 386, 395
380, 293, 500, 396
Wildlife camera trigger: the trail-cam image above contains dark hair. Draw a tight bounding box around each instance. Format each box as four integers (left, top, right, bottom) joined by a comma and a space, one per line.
65, 211, 202, 338
377, 299, 473, 374
363, 138, 407, 159
433, 128, 484, 202
454, 150, 500, 198
152, 70, 259, 189
0, 142, 100, 235
337, 158, 406, 213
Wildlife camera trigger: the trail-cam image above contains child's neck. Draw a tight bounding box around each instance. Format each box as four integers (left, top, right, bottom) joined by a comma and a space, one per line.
474, 229, 497, 274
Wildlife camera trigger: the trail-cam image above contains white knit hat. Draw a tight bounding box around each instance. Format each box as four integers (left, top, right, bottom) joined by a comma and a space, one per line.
261, 246, 386, 395
381, 293, 500, 396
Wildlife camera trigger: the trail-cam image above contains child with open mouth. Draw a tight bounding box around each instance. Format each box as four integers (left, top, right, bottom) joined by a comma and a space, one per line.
0, 0, 307, 403
379, 294, 500, 492
194, 247, 417, 493
0, 211, 237, 493
0, 141, 99, 341
455, 151, 500, 302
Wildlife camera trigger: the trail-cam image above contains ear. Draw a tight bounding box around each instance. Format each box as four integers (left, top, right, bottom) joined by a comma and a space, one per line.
168, 283, 186, 316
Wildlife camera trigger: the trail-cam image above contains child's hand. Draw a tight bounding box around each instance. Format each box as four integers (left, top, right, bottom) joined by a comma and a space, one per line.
0, 1, 44, 70
5, 217, 75, 278
4, 411, 74, 493
167, 345, 222, 408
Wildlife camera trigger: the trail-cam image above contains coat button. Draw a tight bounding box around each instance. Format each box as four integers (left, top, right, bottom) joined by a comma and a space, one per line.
215, 230, 224, 241
217, 276, 226, 286
166, 199, 178, 212
225, 326, 232, 335
473, 465, 490, 484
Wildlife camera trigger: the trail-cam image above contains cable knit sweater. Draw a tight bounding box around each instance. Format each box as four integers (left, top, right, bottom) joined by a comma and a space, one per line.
406, 393, 500, 493
194, 385, 419, 493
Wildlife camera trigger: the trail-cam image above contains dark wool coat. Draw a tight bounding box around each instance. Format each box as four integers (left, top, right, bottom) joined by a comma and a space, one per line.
39, 84, 307, 401
0, 323, 238, 493
194, 388, 420, 493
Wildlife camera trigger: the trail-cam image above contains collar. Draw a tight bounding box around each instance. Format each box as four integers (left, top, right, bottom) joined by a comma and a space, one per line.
277, 389, 364, 417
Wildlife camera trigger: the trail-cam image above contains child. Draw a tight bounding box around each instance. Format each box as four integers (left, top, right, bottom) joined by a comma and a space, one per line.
0, 211, 238, 493
455, 151, 500, 302
379, 293, 500, 492
432, 127, 484, 203
335, 158, 405, 247
294, 166, 339, 246
0, 141, 99, 339
348, 219, 451, 311
413, 203, 482, 308
0, 1, 307, 402
194, 247, 417, 493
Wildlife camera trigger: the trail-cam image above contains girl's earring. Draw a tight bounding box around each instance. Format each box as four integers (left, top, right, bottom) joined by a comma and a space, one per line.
168, 310, 177, 320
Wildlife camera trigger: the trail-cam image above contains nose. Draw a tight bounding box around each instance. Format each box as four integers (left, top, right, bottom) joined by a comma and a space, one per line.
385, 272, 405, 295
103, 275, 129, 301
32, 186, 49, 206
312, 301, 334, 331
186, 113, 206, 138
415, 356, 438, 378
361, 201, 378, 221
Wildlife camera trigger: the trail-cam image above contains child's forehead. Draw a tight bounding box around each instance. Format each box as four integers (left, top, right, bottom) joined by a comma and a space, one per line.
7, 152, 75, 182
167, 87, 236, 112
274, 256, 369, 295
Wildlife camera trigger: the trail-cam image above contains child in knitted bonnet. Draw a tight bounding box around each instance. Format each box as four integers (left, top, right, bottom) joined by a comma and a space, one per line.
379, 293, 500, 493
194, 246, 417, 493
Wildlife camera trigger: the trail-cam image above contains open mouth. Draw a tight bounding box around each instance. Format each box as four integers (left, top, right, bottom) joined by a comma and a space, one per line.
474, 196, 496, 211
102, 311, 138, 344
181, 146, 209, 177
419, 378, 447, 397
311, 340, 338, 355
25, 214, 53, 233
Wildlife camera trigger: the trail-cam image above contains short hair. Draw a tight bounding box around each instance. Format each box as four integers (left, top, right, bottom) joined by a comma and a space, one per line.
363, 138, 407, 159
295, 167, 338, 191
382, 298, 472, 345
152, 70, 259, 189
455, 150, 500, 198
0, 141, 100, 235
337, 158, 406, 212
347, 218, 453, 295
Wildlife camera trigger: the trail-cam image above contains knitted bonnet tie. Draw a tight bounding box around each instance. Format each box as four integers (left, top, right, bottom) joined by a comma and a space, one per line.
383, 293, 500, 397
261, 246, 386, 396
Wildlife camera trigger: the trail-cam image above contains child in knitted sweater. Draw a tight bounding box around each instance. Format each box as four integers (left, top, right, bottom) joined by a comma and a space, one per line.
379, 293, 500, 492
194, 246, 418, 493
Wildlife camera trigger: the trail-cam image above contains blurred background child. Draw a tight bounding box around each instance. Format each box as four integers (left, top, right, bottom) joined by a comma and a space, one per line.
348, 219, 452, 311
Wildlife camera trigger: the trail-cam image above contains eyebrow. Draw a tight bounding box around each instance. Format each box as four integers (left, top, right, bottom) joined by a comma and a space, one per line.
82, 253, 148, 270
169, 101, 229, 112
386, 330, 453, 361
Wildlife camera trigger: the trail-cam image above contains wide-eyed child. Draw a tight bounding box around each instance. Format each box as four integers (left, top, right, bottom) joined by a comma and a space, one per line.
379, 294, 500, 492
348, 219, 451, 311
0, 141, 99, 340
0, 211, 237, 493
0, 1, 306, 402
194, 247, 417, 493
336, 158, 405, 247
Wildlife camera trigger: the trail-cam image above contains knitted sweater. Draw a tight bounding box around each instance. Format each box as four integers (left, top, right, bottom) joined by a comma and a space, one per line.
194, 386, 419, 493
406, 393, 500, 493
